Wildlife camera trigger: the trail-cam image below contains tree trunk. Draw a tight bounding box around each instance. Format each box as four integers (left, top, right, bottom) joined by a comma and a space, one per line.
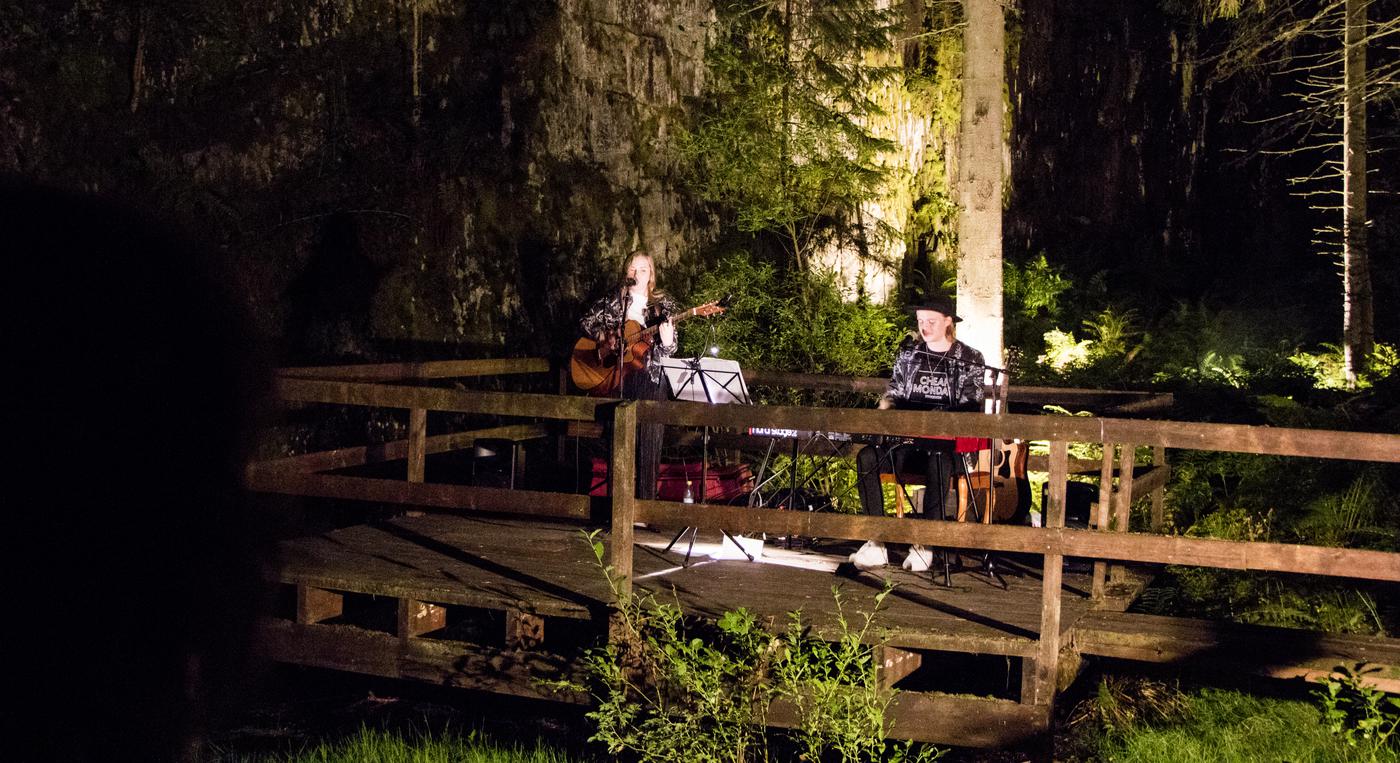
956, 0, 1005, 369
1342, 0, 1372, 387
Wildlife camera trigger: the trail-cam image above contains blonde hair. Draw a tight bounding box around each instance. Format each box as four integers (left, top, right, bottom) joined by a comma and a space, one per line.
626, 251, 657, 297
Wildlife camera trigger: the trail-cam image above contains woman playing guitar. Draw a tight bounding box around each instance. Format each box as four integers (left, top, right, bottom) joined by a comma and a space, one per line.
577, 252, 679, 397
577, 252, 678, 501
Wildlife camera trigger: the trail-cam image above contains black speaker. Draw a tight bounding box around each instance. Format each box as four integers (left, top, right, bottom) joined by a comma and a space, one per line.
1040, 480, 1095, 528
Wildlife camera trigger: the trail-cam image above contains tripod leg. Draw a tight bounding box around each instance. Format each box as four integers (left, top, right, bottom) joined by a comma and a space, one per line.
664, 526, 689, 553
664, 526, 699, 568
720, 529, 755, 562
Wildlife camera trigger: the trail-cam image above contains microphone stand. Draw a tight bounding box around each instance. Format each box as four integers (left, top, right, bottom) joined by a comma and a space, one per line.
616, 282, 633, 396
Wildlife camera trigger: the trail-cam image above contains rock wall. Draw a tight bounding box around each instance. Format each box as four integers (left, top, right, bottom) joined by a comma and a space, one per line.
0, 0, 714, 362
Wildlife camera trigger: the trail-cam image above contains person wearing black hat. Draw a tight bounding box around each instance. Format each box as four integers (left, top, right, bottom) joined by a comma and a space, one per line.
848, 296, 986, 571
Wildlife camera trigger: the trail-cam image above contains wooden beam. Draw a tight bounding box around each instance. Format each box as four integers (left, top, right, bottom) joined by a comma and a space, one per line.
1076, 611, 1400, 693
633, 400, 1400, 463
743, 368, 1170, 416
1029, 441, 1068, 707
249, 424, 548, 475
876, 646, 922, 691
506, 610, 545, 650
1112, 444, 1137, 587
1151, 445, 1168, 532
609, 402, 636, 599
766, 690, 1047, 747
1114, 444, 1136, 533
407, 408, 427, 483
296, 586, 343, 625
397, 598, 446, 638
276, 379, 603, 422
1092, 445, 1115, 600
632, 501, 1400, 582
254, 618, 587, 704
279, 357, 551, 381
246, 471, 591, 520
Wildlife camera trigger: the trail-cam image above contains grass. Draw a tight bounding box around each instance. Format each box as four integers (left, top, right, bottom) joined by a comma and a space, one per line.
1072, 683, 1399, 763
212, 726, 588, 763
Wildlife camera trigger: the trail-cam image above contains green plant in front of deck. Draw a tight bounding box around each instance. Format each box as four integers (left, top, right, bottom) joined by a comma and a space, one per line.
550, 531, 940, 762
771, 586, 933, 763
1314, 663, 1400, 760
551, 531, 771, 761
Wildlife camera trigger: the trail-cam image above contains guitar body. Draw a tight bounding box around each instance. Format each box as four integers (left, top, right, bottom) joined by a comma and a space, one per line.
961, 439, 1031, 523
570, 300, 726, 396
570, 320, 651, 396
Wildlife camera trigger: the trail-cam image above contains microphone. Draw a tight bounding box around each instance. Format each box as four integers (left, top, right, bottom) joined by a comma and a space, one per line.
623, 277, 637, 287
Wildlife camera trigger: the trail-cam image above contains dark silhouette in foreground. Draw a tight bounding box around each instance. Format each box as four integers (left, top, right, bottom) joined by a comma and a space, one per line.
2, 180, 274, 762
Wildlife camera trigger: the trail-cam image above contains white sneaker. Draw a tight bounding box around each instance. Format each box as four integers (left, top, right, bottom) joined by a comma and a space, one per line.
903, 544, 934, 572
849, 540, 888, 570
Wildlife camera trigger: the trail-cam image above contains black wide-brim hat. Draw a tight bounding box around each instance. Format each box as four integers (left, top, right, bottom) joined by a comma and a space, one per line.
906, 296, 962, 322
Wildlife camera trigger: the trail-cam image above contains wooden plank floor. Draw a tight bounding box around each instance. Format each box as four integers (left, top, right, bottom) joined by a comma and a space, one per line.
275, 513, 1103, 657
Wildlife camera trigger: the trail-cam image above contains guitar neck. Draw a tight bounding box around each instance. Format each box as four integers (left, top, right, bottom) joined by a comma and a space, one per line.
636, 305, 707, 338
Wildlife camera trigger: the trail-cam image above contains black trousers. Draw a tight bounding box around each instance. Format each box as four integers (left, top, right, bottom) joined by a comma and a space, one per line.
856, 439, 957, 519
622, 370, 669, 501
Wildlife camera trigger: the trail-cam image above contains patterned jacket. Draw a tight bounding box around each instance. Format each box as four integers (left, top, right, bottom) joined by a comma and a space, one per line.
882, 336, 986, 411
579, 290, 679, 384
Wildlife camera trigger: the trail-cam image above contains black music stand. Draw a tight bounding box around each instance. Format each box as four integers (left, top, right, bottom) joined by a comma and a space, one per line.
658, 357, 755, 565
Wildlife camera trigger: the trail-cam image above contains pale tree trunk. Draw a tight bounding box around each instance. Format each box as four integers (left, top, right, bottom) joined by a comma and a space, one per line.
956, 0, 1005, 370
1342, 0, 1372, 387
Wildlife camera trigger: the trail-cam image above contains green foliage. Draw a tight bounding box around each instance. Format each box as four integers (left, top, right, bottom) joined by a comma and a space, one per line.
549, 531, 941, 763
1069, 683, 1397, 763
1155, 447, 1396, 634
680, 0, 901, 267
762, 453, 869, 514
1315, 663, 1400, 759
899, 6, 964, 297
215, 725, 585, 763
1290, 343, 1400, 392
772, 588, 935, 763
680, 251, 906, 398
1003, 253, 1074, 362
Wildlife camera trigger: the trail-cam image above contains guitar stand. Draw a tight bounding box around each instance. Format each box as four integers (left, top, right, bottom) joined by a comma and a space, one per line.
663, 526, 754, 566
956, 452, 1019, 590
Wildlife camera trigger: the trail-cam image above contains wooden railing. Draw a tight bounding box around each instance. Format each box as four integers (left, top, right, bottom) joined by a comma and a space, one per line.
250, 357, 1400, 712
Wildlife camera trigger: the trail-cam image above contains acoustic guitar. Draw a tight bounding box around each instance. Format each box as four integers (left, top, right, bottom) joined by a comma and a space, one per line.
570, 300, 726, 396
958, 438, 1031, 524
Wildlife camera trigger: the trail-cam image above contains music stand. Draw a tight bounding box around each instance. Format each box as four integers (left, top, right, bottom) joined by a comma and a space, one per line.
658, 357, 754, 564
662, 357, 751, 406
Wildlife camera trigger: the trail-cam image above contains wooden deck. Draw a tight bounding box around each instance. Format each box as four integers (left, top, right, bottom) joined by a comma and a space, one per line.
277, 513, 1110, 655
260, 512, 1137, 747
250, 359, 1400, 750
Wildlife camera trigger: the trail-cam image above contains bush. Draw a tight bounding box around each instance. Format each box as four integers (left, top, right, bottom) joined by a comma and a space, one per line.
680, 250, 906, 403
546, 531, 941, 763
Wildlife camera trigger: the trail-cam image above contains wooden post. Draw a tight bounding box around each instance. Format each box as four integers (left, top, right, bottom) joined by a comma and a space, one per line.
609, 401, 637, 600
407, 407, 427, 483
1027, 440, 1067, 707
397, 598, 446, 638
556, 361, 570, 464
505, 609, 545, 650
1092, 444, 1115, 600
296, 586, 343, 625
1151, 445, 1168, 532
1113, 444, 1137, 586
876, 646, 923, 691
